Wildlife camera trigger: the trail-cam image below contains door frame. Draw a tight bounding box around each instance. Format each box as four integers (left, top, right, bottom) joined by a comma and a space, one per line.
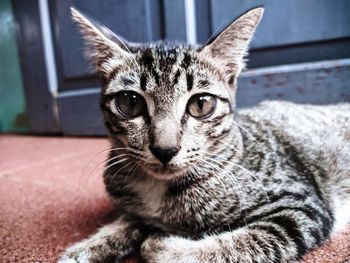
12, 0, 59, 133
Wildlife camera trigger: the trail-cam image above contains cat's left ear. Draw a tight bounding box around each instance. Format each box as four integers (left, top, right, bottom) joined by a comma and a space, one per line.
71, 7, 136, 77
200, 7, 264, 85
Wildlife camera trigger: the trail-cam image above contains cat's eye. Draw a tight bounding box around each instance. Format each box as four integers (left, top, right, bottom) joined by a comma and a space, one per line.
187, 94, 216, 119
115, 91, 147, 118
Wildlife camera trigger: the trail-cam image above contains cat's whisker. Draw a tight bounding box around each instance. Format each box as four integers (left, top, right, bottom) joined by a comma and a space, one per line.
198, 159, 244, 212
128, 152, 154, 166
79, 153, 131, 189
224, 161, 269, 201
193, 164, 206, 178
190, 165, 199, 177
124, 162, 138, 184
201, 151, 237, 171
201, 153, 251, 199
109, 159, 134, 184
188, 166, 196, 178
203, 152, 270, 202
232, 120, 259, 143
104, 147, 154, 167
80, 147, 131, 181
128, 163, 141, 183
86, 153, 129, 180
203, 155, 242, 193
104, 157, 130, 172
199, 158, 229, 193
81, 146, 137, 169
123, 149, 154, 174
215, 139, 237, 151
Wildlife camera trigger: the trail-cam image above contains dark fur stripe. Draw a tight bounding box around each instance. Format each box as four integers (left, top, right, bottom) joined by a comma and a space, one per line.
121, 77, 134, 86
198, 79, 209, 88
265, 215, 307, 257
181, 53, 192, 69
250, 225, 284, 261
253, 223, 288, 245
151, 69, 160, 86
253, 231, 281, 262
246, 204, 323, 228
140, 73, 148, 91
273, 134, 326, 201
173, 69, 181, 85
140, 49, 154, 68
108, 65, 122, 81
186, 73, 193, 91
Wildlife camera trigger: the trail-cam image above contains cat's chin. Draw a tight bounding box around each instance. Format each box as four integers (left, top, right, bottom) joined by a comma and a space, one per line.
142, 164, 189, 181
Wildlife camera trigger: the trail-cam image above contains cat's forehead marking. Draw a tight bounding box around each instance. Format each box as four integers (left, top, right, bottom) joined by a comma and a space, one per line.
134, 45, 196, 95
104, 42, 223, 99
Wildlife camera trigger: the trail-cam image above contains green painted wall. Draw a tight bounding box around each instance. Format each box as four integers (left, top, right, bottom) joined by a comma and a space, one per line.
0, 0, 29, 132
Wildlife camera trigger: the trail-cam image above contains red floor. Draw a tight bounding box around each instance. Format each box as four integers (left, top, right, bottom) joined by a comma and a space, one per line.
0, 135, 349, 262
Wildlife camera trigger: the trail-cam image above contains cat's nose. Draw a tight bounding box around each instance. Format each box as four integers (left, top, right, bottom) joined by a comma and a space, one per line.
149, 146, 179, 164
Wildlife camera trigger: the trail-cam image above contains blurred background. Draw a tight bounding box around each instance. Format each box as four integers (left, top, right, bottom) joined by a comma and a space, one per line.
1, 0, 350, 135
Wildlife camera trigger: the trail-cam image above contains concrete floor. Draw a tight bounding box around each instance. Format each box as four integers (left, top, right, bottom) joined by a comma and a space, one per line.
0, 135, 114, 262
0, 135, 349, 262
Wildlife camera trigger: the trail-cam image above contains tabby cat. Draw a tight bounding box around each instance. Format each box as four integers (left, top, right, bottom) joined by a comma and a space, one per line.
59, 7, 350, 263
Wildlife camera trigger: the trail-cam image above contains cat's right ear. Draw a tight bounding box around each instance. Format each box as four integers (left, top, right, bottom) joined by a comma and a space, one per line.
200, 7, 264, 86
71, 7, 134, 76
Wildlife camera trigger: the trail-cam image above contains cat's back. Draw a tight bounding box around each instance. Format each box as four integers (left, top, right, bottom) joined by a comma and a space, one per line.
238, 101, 350, 232
238, 100, 350, 141
238, 101, 350, 178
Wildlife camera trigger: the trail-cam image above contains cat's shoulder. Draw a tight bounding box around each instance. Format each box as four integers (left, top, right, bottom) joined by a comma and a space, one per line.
238, 100, 350, 120
237, 100, 350, 135
237, 100, 302, 120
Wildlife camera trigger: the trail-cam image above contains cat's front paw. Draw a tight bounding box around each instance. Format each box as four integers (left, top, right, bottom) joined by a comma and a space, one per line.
141, 235, 203, 263
58, 253, 89, 263
58, 237, 134, 263
58, 240, 92, 263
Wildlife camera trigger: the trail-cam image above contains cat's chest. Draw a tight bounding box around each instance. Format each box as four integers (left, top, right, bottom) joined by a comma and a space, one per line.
122, 166, 302, 235
128, 176, 243, 234
127, 177, 167, 218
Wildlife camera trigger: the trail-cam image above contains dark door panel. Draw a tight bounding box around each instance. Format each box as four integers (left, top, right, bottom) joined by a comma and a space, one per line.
196, 0, 350, 68
208, 0, 350, 49
50, 0, 163, 91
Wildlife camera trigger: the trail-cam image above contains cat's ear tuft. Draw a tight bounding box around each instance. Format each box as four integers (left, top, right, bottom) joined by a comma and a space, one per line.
200, 7, 264, 84
71, 7, 134, 76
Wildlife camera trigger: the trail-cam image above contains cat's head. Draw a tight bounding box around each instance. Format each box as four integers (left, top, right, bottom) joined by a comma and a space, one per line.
71, 7, 263, 180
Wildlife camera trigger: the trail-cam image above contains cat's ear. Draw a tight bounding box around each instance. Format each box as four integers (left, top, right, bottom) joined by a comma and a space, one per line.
200, 7, 264, 85
71, 7, 135, 76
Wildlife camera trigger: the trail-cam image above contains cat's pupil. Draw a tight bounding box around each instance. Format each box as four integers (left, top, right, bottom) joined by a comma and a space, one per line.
198, 98, 204, 110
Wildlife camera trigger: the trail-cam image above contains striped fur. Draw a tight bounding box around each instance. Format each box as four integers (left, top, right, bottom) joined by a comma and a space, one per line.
59, 7, 350, 263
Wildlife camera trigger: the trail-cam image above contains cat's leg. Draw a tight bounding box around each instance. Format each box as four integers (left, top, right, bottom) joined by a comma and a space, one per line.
58, 215, 145, 263
141, 208, 332, 263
